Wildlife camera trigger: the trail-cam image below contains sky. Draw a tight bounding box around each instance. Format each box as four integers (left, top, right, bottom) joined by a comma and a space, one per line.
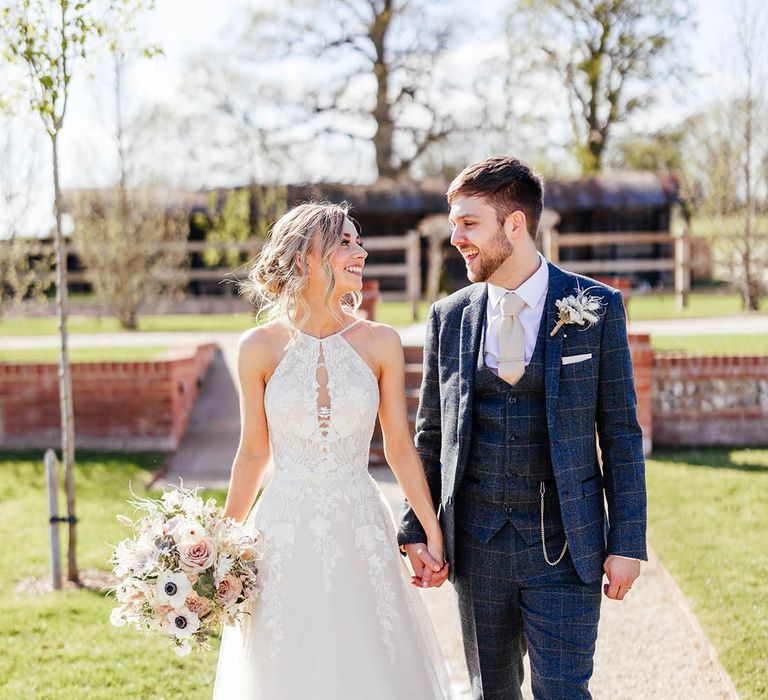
0, 0, 750, 237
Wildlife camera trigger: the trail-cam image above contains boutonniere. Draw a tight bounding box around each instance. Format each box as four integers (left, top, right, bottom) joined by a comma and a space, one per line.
549, 287, 605, 337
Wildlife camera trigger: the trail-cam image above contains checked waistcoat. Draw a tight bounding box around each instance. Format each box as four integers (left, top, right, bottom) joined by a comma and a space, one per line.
458, 309, 561, 545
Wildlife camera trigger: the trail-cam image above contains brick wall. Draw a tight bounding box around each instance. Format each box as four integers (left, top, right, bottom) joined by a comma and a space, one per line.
629, 334, 653, 455
0, 344, 216, 451
653, 354, 768, 446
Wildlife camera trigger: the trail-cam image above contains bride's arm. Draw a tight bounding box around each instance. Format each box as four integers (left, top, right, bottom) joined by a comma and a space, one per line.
375, 327, 443, 552
222, 330, 273, 523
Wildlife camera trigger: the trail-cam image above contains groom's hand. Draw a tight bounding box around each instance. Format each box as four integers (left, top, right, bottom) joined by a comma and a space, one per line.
404, 543, 449, 589
603, 555, 641, 600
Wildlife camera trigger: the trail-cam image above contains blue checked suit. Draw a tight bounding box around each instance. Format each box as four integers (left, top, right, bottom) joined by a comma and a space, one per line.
397, 260, 647, 699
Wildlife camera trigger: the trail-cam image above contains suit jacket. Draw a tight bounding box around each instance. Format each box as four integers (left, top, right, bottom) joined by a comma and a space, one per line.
397, 260, 648, 584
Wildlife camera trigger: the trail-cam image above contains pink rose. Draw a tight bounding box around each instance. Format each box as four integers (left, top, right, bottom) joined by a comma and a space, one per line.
216, 575, 243, 605
185, 594, 212, 618
177, 536, 217, 573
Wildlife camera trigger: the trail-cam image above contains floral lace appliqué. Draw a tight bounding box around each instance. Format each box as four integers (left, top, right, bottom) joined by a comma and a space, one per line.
255, 324, 399, 662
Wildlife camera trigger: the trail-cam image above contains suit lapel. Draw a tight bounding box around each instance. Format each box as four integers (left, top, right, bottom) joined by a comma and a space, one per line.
544, 261, 568, 436
455, 284, 487, 480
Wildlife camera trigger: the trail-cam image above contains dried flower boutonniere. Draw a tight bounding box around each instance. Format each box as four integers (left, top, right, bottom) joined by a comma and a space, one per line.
550, 287, 605, 337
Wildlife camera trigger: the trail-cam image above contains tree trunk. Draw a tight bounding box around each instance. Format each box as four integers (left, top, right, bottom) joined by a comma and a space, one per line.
426, 236, 444, 304
51, 131, 79, 585
586, 135, 604, 173
370, 0, 394, 178
118, 306, 138, 330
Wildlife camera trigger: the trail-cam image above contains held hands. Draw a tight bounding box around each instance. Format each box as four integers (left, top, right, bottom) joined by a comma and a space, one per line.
405, 537, 450, 589
603, 555, 641, 600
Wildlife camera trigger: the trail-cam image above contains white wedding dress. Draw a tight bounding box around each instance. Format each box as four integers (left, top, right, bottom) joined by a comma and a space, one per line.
212, 319, 453, 699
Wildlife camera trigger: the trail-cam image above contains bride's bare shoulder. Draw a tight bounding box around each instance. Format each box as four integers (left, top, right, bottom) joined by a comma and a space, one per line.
360, 320, 400, 342
237, 321, 290, 375
354, 320, 403, 363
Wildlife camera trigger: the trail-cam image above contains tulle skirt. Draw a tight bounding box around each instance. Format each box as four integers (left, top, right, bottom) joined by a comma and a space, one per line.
212, 478, 453, 699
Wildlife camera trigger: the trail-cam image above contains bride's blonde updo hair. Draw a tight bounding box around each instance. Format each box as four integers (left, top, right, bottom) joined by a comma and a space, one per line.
241, 200, 362, 328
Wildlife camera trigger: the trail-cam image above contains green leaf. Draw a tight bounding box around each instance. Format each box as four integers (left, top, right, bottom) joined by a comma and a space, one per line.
193, 571, 216, 598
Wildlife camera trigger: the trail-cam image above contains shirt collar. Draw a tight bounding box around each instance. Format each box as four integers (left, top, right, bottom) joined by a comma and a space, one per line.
487, 253, 549, 311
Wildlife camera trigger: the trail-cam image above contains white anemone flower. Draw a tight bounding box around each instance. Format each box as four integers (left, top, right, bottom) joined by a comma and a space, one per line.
163, 607, 200, 639
155, 571, 193, 608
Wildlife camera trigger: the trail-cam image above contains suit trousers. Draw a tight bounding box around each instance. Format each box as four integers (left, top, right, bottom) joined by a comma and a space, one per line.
453, 517, 602, 700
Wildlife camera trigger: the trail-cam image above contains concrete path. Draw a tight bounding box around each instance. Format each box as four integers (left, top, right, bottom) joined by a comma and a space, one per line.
2, 312, 767, 353
398, 315, 768, 345
163, 343, 241, 487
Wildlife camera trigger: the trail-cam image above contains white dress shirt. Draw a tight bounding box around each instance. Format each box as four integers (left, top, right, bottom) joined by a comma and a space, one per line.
484, 253, 549, 374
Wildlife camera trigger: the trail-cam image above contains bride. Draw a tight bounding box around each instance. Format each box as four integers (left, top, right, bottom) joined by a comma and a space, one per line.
212, 201, 453, 699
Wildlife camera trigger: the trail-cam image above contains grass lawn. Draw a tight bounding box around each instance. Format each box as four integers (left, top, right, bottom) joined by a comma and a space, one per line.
374, 300, 430, 326
0, 313, 256, 336
0, 451, 226, 699
0, 301, 431, 336
650, 334, 768, 355
628, 292, 760, 320
0, 346, 169, 364
646, 448, 768, 698
690, 214, 768, 238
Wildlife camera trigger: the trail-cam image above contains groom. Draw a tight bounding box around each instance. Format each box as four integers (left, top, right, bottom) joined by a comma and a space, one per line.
398, 156, 647, 699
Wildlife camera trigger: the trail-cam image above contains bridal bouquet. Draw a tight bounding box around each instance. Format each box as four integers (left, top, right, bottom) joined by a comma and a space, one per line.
107, 485, 261, 656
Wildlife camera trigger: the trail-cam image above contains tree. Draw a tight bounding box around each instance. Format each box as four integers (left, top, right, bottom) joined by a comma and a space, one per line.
196, 186, 288, 270
521, 0, 691, 172
678, 1, 768, 311
731, 0, 767, 310
611, 129, 685, 172
0, 117, 54, 319
1, 0, 159, 584
0, 237, 54, 320
418, 214, 451, 304
196, 0, 466, 180
71, 190, 189, 329
68, 52, 187, 331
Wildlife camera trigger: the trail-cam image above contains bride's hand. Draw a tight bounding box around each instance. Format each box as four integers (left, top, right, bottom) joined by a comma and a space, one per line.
417, 532, 449, 589
426, 532, 444, 568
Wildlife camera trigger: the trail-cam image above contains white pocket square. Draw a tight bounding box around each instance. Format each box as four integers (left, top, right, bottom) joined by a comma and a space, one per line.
561, 353, 592, 365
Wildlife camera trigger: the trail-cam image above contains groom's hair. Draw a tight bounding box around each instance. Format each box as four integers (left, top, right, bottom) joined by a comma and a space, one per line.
446, 156, 544, 240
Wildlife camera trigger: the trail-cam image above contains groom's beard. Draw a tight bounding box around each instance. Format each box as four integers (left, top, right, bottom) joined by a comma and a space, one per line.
469, 226, 514, 283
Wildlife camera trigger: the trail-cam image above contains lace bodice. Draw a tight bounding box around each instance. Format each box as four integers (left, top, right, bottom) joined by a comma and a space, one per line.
264, 319, 379, 479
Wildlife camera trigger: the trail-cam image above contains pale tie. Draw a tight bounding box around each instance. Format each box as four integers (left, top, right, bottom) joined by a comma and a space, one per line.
498, 292, 527, 385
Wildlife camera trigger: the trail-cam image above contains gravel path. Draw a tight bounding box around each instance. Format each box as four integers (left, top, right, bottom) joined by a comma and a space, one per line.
373, 468, 738, 700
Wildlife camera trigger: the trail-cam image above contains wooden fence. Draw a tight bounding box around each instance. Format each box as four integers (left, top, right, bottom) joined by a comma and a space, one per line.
540, 228, 692, 308
63, 231, 423, 313
13, 227, 709, 313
